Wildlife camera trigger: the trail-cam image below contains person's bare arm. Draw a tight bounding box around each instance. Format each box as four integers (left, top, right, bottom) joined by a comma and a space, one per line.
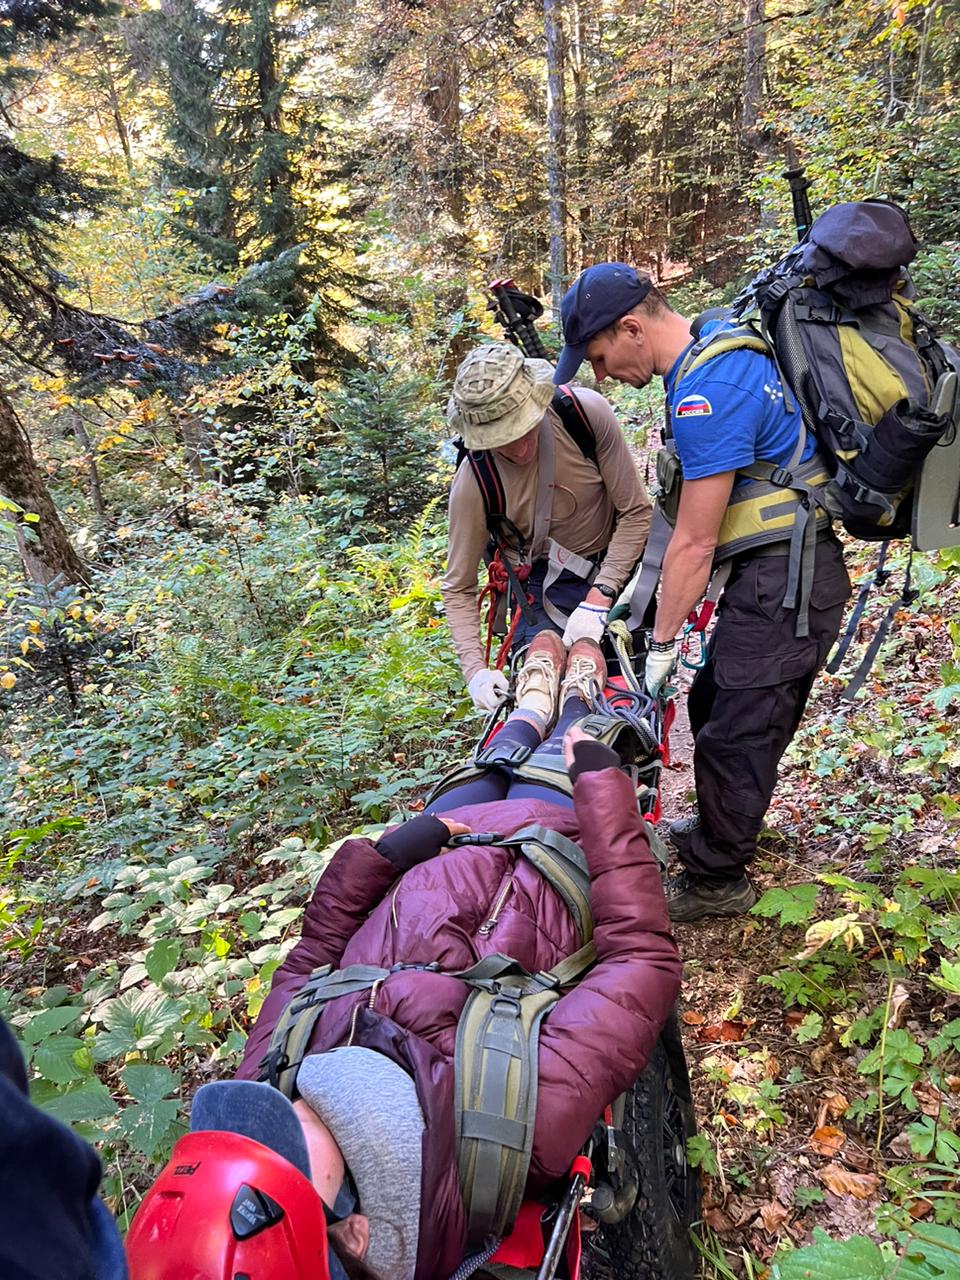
652, 470, 736, 641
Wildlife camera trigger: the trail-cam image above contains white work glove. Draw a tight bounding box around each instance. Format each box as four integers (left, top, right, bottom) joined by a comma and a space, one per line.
644, 639, 679, 697
562, 602, 607, 647
467, 667, 510, 711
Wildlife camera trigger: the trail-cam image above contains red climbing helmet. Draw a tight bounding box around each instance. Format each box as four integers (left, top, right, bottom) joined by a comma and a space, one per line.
126, 1081, 351, 1280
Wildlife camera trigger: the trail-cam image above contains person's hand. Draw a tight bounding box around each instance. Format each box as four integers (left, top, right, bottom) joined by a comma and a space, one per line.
439, 818, 471, 839
375, 814, 471, 872
563, 725, 590, 770
644, 639, 678, 697
564, 725, 622, 780
562, 602, 607, 647
467, 668, 510, 711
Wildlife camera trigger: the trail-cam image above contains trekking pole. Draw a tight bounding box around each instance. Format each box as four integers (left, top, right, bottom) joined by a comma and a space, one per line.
782, 142, 814, 242
489, 279, 551, 360
535, 1150, 592, 1280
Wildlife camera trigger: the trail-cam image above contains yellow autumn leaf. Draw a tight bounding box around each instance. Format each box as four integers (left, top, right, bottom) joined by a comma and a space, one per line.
0, 671, 16, 690
20, 639, 29, 655
124, 605, 138, 625
795, 913, 864, 962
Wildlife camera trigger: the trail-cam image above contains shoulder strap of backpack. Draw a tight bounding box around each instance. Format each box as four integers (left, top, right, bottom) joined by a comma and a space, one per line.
495, 823, 594, 942
675, 323, 772, 386
258, 962, 394, 1098
454, 932, 596, 1246
552, 385, 598, 466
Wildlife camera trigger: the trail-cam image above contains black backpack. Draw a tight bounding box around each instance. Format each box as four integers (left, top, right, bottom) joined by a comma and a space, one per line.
724, 199, 959, 541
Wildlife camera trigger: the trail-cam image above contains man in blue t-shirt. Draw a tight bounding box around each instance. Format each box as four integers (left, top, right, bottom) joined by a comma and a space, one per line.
554, 264, 851, 923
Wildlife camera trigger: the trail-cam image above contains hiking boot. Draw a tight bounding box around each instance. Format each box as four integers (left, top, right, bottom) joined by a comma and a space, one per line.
559, 637, 606, 707
515, 630, 565, 727
668, 812, 701, 849
664, 870, 757, 923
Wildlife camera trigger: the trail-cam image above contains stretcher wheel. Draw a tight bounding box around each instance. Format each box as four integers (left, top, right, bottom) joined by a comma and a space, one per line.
586, 1015, 700, 1280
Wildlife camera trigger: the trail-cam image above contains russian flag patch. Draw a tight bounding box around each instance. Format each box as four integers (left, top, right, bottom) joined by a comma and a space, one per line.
675, 394, 713, 417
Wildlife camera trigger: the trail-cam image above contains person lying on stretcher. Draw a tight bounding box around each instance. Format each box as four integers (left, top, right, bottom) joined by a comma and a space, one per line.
126, 634, 682, 1280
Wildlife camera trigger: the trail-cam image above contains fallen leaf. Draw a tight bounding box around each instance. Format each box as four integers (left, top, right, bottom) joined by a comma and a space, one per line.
817, 1163, 880, 1199
908, 1198, 934, 1220
759, 1200, 791, 1234
913, 1080, 943, 1118
696, 1019, 747, 1043
887, 981, 910, 1029
810, 1042, 835, 1073
810, 1125, 845, 1156
703, 1206, 735, 1233
815, 1090, 849, 1127
945, 1074, 960, 1093
889, 1129, 915, 1159
784, 1011, 805, 1031
682, 1010, 706, 1025
764, 1055, 780, 1080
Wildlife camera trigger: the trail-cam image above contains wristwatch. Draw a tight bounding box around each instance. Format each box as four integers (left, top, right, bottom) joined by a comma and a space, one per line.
592, 583, 616, 600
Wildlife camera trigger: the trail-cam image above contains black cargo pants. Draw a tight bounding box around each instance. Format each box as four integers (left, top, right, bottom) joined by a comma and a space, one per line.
676, 535, 851, 882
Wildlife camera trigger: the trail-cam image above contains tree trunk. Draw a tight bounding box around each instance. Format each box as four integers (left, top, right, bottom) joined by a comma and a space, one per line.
422, 27, 470, 372
0, 392, 88, 586
568, 0, 590, 269
742, 0, 774, 157
70, 413, 108, 524
544, 0, 567, 317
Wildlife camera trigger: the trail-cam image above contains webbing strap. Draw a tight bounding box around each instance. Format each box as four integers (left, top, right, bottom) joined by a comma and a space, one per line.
504, 824, 593, 943
261, 963, 394, 1097
736, 458, 830, 638
456, 986, 556, 1242
553, 385, 598, 463
619, 507, 673, 630
827, 541, 890, 675
840, 551, 915, 701
530, 414, 556, 562
539, 537, 599, 628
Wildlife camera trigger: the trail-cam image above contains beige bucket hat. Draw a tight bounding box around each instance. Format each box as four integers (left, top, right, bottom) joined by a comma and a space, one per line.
447, 343, 556, 450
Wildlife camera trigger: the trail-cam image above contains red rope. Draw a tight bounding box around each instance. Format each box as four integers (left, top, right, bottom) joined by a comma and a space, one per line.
479, 551, 532, 668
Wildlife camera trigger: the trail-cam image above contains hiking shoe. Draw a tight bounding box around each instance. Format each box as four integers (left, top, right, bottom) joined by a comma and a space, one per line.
559, 637, 606, 707
515, 630, 565, 727
664, 870, 757, 923
668, 812, 701, 848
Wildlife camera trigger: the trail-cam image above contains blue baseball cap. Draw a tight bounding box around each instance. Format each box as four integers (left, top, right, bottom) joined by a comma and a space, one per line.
554, 263, 653, 384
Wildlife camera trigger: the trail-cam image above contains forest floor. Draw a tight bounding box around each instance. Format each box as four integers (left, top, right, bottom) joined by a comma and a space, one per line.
661, 595, 960, 1275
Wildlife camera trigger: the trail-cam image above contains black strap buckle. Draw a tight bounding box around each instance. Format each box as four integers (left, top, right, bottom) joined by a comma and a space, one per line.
474, 741, 532, 769
768, 466, 795, 488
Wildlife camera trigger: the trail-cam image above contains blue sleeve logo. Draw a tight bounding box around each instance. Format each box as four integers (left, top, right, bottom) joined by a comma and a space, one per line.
675, 394, 713, 417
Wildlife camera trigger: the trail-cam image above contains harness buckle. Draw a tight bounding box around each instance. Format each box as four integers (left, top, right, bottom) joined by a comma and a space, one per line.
768, 466, 795, 488
490, 992, 524, 1018
474, 740, 532, 769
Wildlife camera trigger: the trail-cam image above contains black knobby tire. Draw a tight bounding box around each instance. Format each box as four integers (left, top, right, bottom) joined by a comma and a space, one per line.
586, 1016, 700, 1280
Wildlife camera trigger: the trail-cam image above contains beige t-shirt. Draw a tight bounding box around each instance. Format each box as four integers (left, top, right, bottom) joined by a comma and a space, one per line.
442, 388, 653, 681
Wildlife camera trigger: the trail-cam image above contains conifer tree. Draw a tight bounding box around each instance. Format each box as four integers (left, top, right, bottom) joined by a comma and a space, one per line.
146, 0, 298, 267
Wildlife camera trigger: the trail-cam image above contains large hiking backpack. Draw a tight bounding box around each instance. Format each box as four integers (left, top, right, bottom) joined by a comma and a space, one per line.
728, 199, 960, 540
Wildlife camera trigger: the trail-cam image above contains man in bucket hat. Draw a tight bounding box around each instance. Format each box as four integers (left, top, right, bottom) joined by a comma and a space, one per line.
443, 341, 652, 713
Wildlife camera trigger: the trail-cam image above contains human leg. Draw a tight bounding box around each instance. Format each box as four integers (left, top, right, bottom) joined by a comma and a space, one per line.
426, 632, 565, 810
667, 541, 850, 921
506, 639, 606, 806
